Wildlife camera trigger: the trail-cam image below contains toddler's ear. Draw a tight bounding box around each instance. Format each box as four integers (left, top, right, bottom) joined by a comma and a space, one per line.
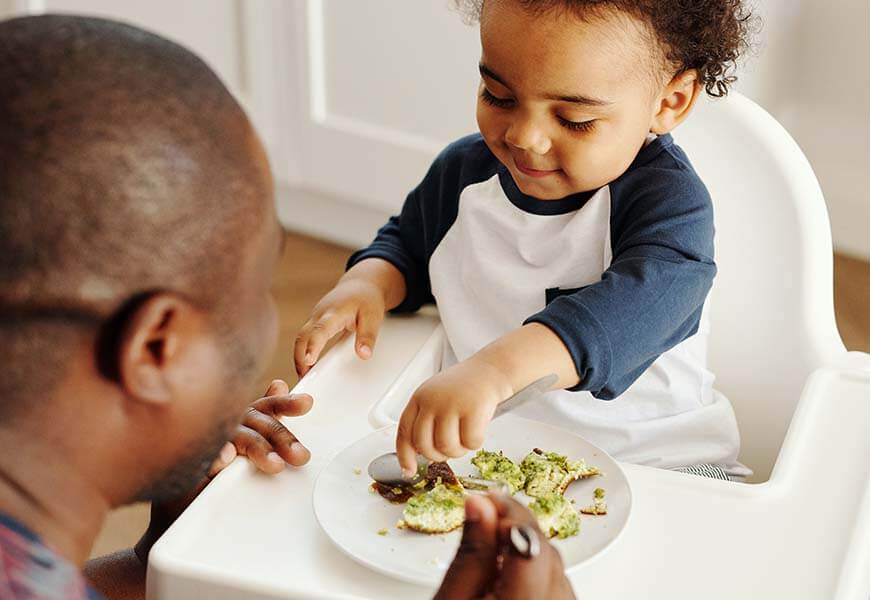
650, 70, 701, 134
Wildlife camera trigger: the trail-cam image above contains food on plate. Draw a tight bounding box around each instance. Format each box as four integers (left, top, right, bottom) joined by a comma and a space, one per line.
529, 493, 580, 539
580, 487, 607, 515
370, 451, 604, 537
426, 461, 460, 487
370, 461, 460, 505
397, 483, 465, 534
470, 449, 526, 494
370, 482, 418, 504
521, 448, 601, 498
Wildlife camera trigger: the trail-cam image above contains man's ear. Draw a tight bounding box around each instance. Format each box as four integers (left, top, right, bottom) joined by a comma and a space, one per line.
117, 294, 198, 405
651, 69, 702, 134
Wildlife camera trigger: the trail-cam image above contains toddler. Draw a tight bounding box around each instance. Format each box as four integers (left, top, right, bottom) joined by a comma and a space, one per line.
297, 0, 754, 480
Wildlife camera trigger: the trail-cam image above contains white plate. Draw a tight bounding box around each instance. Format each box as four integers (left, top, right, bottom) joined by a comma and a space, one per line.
312, 414, 632, 586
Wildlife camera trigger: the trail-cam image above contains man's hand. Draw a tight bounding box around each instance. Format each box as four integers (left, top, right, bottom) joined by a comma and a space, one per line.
396, 358, 512, 476
223, 379, 313, 474
435, 493, 576, 600
135, 380, 312, 561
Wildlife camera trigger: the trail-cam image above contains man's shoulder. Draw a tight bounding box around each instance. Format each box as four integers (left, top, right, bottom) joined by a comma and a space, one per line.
0, 514, 103, 600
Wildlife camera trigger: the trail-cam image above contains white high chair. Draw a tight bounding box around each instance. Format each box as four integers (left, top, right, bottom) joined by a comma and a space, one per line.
147, 92, 870, 600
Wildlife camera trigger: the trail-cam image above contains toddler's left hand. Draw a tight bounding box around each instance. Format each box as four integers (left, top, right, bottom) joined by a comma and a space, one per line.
396, 359, 513, 476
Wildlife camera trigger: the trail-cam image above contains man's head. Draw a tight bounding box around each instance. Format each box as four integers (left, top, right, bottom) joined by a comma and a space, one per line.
458, 0, 754, 200
0, 15, 282, 503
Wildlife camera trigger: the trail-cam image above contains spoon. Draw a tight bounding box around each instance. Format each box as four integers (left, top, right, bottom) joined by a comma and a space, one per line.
367, 373, 558, 487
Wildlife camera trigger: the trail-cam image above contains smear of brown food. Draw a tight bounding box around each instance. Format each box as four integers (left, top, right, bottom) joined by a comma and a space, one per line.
426, 461, 459, 487
371, 482, 415, 504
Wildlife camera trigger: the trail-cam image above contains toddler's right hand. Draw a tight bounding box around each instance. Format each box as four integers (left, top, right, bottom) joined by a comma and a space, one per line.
294, 278, 386, 376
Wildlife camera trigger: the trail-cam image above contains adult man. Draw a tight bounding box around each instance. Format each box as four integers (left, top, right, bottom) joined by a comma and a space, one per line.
0, 15, 573, 599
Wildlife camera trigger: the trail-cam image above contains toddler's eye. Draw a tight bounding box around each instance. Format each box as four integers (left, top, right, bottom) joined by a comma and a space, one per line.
480, 88, 515, 109
558, 116, 596, 133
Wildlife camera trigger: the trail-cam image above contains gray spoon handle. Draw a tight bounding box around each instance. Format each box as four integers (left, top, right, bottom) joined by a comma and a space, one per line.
492, 373, 558, 419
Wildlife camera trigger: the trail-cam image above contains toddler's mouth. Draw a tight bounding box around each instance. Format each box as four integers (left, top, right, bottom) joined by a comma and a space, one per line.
514, 159, 561, 179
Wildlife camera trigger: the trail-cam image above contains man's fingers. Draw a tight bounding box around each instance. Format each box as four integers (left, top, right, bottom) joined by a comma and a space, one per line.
264, 379, 290, 397
252, 393, 314, 418
434, 495, 498, 600
488, 494, 574, 600
232, 425, 290, 474
354, 304, 383, 360
207, 442, 238, 478
240, 408, 311, 467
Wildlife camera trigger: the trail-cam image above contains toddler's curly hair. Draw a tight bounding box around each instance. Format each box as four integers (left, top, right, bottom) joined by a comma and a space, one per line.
455, 0, 757, 97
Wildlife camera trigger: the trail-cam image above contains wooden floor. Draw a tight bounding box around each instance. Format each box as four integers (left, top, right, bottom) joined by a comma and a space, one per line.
90, 233, 870, 558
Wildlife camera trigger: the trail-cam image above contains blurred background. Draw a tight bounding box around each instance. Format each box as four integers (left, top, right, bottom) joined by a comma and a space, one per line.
0, 0, 866, 557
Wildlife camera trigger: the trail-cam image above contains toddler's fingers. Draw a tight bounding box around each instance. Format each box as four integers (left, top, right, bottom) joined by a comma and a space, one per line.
294, 325, 314, 376
459, 412, 490, 451
294, 313, 344, 376
302, 312, 350, 371
434, 414, 465, 458
396, 402, 419, 477
354, 303, 384, 360
413, 412, 447, 463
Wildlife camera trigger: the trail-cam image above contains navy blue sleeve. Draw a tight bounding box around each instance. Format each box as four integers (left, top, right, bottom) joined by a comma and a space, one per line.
347, 134, 497, 313
346, 193, 432, 313
525, 162, 716, 400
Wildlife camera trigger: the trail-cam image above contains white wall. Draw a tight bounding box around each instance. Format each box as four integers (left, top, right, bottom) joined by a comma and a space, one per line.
738, 0, 870, 260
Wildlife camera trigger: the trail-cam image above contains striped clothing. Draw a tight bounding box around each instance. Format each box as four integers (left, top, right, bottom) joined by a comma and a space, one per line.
0, 514, 103, 600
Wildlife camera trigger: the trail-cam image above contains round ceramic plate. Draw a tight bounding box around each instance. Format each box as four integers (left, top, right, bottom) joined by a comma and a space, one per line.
312, 414, 631, 586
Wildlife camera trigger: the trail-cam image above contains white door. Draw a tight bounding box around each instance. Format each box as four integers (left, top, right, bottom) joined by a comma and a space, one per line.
277, 0, 481, 246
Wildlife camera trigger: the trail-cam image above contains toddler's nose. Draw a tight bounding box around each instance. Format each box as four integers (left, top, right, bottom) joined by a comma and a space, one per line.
505, 117, 551, 155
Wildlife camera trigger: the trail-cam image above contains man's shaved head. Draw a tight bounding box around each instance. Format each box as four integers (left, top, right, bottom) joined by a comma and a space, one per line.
0, 15, 273, 418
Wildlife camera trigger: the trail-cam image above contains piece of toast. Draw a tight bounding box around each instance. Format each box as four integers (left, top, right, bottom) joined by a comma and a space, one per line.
529, 493, 580, 539
470, 449, 526, 494
521, 448, 601, 498
397, 483, 465, 534
579, 487, 607, 515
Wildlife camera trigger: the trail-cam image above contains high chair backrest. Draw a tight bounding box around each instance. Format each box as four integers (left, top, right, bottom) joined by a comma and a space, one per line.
674, 92, 846, 481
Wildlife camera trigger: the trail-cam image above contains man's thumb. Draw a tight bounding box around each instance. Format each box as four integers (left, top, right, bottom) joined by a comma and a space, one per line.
433, 495, 498, 600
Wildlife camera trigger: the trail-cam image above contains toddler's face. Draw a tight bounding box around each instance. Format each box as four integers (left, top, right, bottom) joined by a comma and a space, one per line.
476, 1, 667, 200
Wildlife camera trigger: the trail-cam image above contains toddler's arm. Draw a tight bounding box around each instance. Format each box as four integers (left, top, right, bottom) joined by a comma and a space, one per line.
396, 322, 577, 475
295, 141, 466, 375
